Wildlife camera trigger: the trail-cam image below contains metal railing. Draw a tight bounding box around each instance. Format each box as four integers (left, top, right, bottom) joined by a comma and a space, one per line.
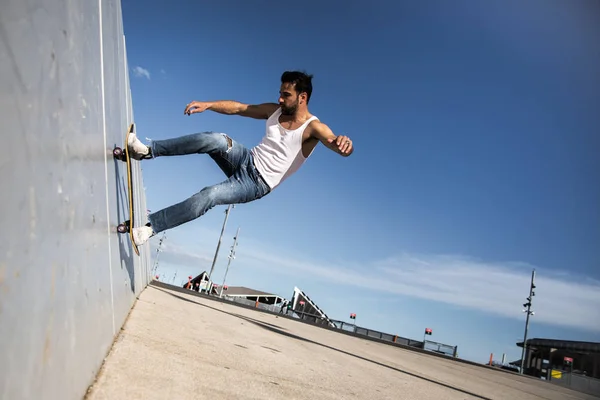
549, 370, 600, 396
224, 295, 282, 313
218, 294, 456, 355
424, 340, 458, 357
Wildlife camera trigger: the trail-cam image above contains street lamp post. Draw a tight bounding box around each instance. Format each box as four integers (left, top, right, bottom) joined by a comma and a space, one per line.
219, 227, 240, 297
151, 232, 166, 275
206, 204, 233, 294
520, 269, 536, 375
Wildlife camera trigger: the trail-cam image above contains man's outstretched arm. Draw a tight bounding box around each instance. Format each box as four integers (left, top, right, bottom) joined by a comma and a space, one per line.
310, 121, 354, 157
184, 101, 279, 119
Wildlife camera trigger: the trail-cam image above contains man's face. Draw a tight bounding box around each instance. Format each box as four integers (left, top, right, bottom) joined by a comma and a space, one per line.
279, 82, 301, 115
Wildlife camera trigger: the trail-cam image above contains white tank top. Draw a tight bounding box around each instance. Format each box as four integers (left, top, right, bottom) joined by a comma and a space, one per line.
251, 108, 319, 189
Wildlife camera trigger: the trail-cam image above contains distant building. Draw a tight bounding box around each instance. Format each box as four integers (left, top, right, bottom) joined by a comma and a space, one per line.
182, 271, 210, 292
287, 286, 337, 328
516, 338, 600, 396
219, 285, 286, 306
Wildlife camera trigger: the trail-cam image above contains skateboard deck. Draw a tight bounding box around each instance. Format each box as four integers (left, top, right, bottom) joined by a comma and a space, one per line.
113, 123, 140, 256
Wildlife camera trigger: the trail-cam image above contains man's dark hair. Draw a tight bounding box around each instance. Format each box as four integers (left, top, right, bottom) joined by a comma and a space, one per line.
281, 70, 313, 103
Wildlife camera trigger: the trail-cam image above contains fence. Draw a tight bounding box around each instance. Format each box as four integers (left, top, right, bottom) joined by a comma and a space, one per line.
424, 340, 459, 358
220, 295, 449, 352
329, 319, 442, 349
224, 295, 282, 314
549, 370, 600, 397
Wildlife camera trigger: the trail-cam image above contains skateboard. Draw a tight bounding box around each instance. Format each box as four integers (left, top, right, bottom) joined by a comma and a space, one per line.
113, 123, 140, 256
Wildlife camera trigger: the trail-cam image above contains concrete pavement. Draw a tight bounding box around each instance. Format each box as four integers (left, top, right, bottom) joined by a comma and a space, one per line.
85, 284, 598, 400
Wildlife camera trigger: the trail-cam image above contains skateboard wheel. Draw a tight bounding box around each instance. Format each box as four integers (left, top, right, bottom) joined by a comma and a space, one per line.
117, 223, 128, 234
113, 147, 123, 157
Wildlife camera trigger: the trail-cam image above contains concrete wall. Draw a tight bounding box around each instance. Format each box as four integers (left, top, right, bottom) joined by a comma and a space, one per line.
0, 0, 151, 399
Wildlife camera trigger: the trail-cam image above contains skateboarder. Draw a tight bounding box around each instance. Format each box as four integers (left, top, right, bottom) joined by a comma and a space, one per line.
126, 71, 354, 245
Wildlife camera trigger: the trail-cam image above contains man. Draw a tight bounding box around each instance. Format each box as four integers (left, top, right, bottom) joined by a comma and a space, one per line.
125, 71, 354, 245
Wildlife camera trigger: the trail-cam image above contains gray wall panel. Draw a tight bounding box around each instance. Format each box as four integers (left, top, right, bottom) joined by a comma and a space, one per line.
0, 0, 151, 399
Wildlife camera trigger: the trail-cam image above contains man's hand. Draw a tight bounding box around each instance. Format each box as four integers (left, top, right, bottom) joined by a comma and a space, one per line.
184, 101, 211, 115
327, 135, 353, 156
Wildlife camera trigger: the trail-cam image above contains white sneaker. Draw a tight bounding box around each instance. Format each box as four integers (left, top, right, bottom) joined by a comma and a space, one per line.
127, 132, 151, 160
132, 225, 155, 246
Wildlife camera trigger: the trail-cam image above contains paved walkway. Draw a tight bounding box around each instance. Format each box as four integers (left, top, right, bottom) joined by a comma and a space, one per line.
86, 284, 597, 400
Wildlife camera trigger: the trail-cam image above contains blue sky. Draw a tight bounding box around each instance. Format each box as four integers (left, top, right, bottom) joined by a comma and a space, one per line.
121, 0, 600, 363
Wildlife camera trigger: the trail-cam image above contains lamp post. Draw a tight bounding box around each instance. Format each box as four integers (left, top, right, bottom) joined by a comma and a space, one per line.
151, 232, 166, 275
219, 227, 240, 297
519, 269, 536, 375
206, 204, 233, 294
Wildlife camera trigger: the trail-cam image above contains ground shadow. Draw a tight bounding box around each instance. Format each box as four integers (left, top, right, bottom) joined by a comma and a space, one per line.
152, 286, 492, 400
112, 144, 135, 292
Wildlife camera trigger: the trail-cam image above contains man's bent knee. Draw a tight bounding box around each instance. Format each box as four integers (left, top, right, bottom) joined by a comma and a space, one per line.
221, 133, 233, 153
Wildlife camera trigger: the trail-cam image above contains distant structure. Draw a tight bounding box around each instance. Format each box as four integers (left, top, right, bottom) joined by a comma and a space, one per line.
174, 279, 456, 358
219, 285, 286, 306
183, 271, 214, 293
286, 286, 337, 328
514, 337, 600, 396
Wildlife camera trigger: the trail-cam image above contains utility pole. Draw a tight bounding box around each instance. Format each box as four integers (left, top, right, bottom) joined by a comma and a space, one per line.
520, 269, 536, 375
151, 233, 166, 275
219, 226, 240, 297
206, 204, 233, 294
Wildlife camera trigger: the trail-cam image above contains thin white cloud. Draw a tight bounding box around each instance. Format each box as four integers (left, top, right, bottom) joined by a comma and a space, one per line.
151, 233, 600, 333
132, 66, 150, 80
372, 254, 600, 329
153, 240, 213, 267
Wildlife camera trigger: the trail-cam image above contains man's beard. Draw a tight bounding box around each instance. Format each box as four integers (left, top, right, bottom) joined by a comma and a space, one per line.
280, 103, 297, 116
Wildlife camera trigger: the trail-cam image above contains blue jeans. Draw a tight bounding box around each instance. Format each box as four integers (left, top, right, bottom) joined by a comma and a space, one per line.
145, 132, 271, 233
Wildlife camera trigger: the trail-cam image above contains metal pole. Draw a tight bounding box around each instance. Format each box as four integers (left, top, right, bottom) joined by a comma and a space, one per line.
206, 204, 233, 294
219, 226, 240, 297
152, 233, 166, 275
520, 269, 536, 375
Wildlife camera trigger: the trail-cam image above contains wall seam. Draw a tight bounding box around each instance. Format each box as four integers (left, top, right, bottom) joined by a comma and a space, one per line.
99, 0, 116, 335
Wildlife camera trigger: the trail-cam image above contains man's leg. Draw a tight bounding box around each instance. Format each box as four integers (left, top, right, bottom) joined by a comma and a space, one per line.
132, 154, 271, 245
129, 131, 246, 177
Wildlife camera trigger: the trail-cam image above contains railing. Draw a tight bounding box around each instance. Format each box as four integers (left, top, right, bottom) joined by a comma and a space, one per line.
549, 370, 600, 397
219, 294, 456, 355
424, 340, 458, 357
224, 295, 282, 313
